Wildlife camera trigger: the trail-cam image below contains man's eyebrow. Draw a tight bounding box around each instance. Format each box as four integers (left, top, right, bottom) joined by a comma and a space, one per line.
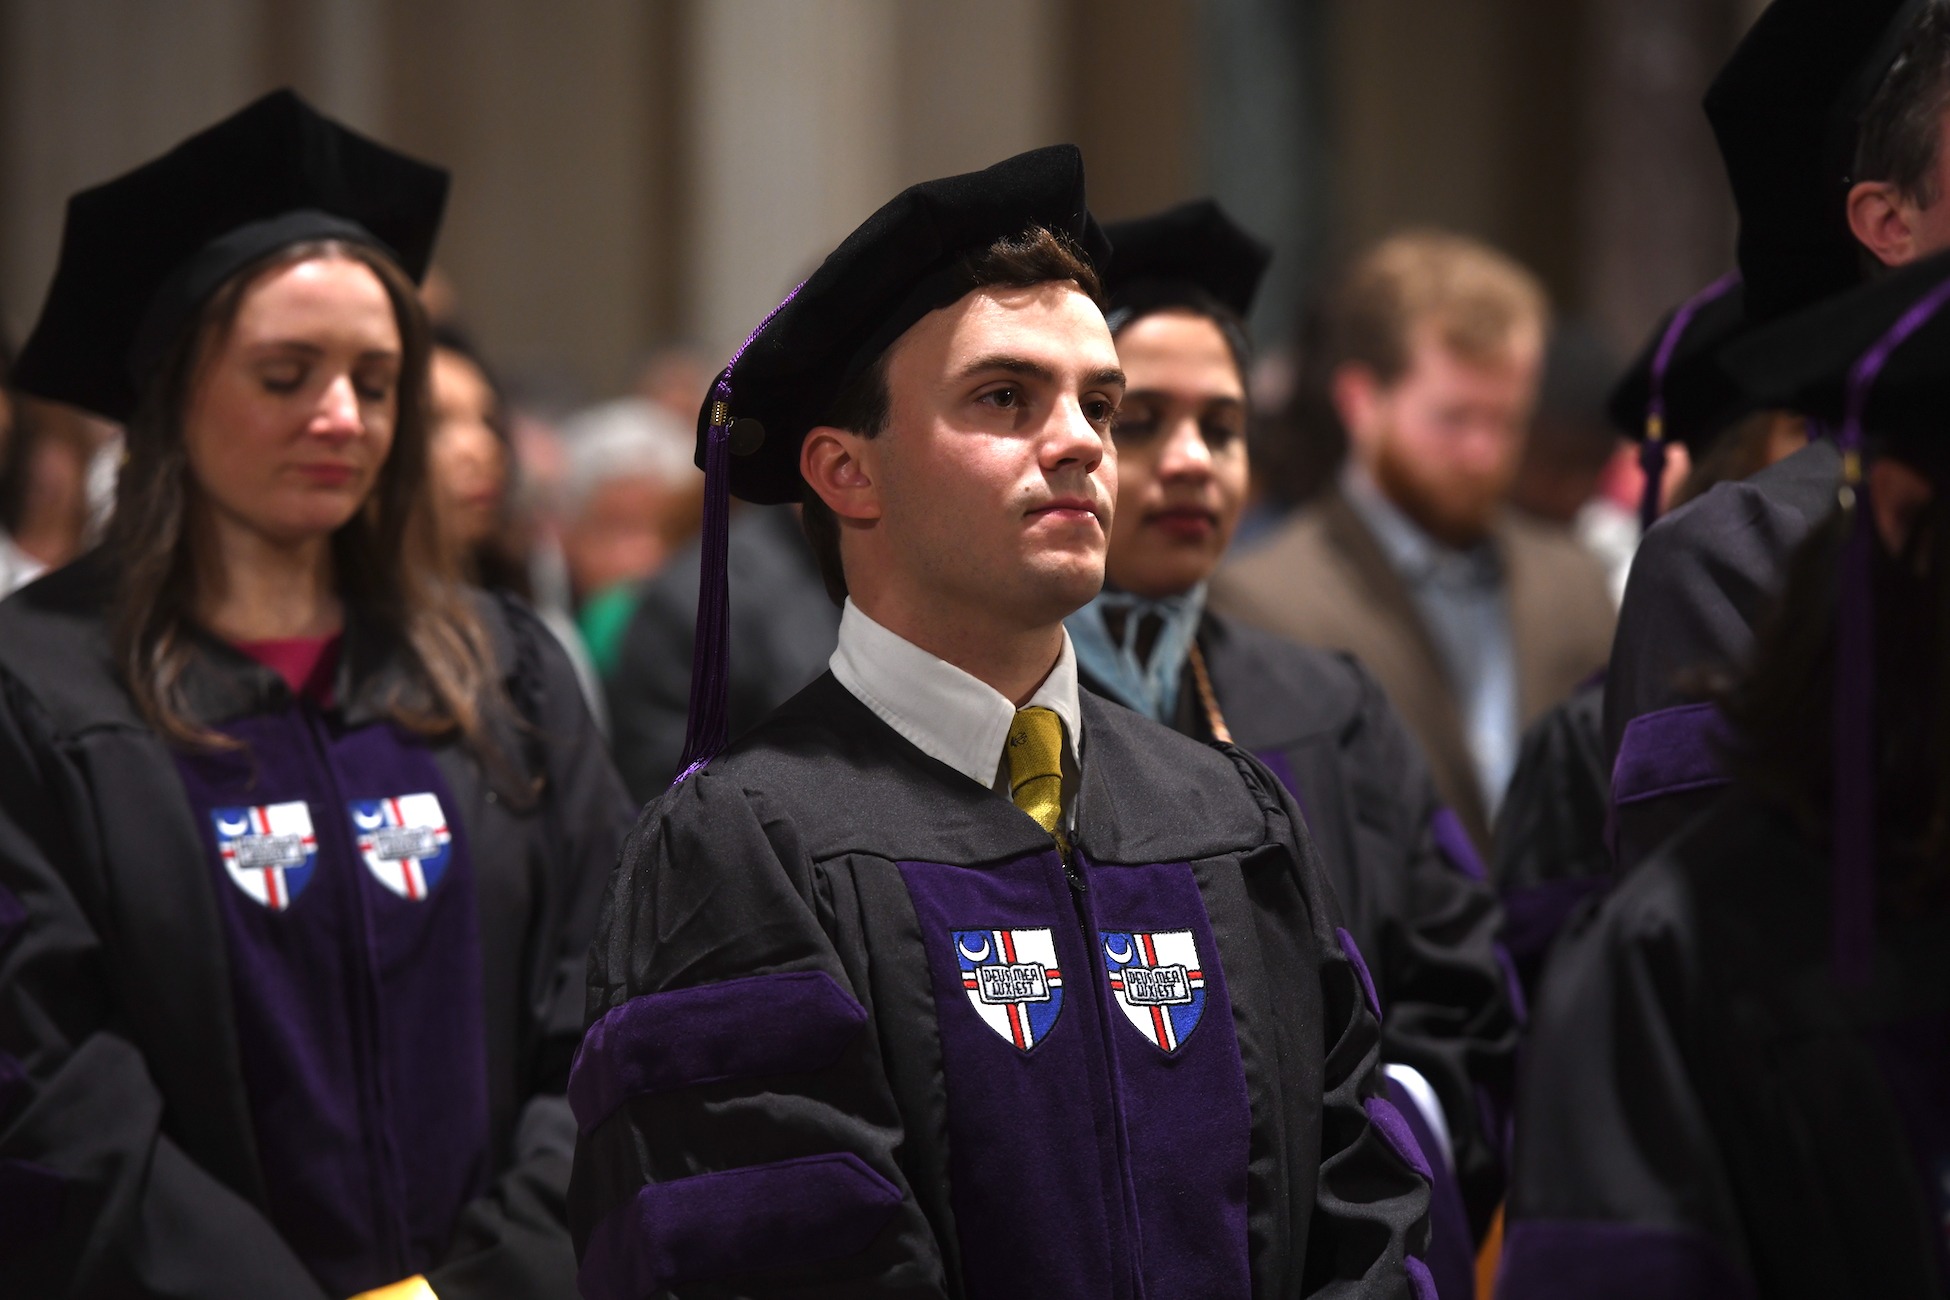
953, 356, 1127, 391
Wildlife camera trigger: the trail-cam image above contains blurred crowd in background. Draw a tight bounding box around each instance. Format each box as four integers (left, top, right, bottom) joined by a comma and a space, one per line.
0, 232, 1680, 814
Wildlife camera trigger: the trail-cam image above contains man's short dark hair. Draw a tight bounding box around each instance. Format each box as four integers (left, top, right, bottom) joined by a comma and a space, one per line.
800, 225, 1104, 604
1856, 2, 1950, 207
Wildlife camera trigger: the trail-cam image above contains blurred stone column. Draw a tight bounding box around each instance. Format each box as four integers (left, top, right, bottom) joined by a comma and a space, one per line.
1577, 0, 1746, 351
1199, 0, 1325, 346
0, 0, 265, 341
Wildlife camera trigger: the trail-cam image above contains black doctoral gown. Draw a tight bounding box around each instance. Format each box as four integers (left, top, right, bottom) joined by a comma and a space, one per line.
1602, 440, 1840, 866
1488, 676, 1612, 998
567, 672, 1432, 1299
1083, 613, 1520, 1241
1499, 789, 1950, 1300
0, 554, 634, 1298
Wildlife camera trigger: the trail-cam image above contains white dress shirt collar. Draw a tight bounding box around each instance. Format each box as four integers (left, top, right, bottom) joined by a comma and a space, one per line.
829, 598, 1083, 790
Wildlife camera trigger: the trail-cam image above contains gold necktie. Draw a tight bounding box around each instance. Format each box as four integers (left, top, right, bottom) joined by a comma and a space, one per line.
1006, 706, 1067, 843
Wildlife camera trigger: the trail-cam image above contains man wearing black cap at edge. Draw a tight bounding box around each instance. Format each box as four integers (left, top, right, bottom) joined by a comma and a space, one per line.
1604, 0, 1950, 825
565, 149, 1432, 1299
1500, 239, 1950, 1300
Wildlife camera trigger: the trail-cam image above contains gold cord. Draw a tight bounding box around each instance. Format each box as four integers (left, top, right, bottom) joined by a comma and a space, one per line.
1187, 641, 1232, 744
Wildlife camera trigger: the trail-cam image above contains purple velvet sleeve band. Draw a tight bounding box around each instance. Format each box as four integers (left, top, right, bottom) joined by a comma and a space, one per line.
1337, 926, 1382, 1021
1405, 1256, 1438, 1300
1498, 1220, 1754, 1300
1611, 702, 1731, 809
577, 1152, 903, 1300
570, 970, 868, 1135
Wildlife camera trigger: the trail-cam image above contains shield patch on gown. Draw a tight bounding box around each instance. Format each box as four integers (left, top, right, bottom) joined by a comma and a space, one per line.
349, 793, 454, 900
211, 801, 318, 912
1101, 929, 1206, 1053
955, 928, 1065, 1051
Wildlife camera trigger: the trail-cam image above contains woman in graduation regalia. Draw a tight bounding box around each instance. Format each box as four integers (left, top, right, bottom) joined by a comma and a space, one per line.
1498, 245, 1950, 1299
0, 92, 633, 1299
1066, 200, 1520, 1299
568, 147, 1430, 1299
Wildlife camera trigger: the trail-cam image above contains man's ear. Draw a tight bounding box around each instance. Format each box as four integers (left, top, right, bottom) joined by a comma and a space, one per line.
801, 425, 882, 522
1331, 363, 1383, 448
1848, 180, 1919, 268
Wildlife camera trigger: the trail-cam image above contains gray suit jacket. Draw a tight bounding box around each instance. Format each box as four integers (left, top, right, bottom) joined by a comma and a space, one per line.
1212, 489, 1615, 849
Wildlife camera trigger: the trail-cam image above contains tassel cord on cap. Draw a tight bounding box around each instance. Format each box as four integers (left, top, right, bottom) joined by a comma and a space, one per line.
1639, 272, 1741, 533
673, 283, 808, 786
1827, 272, 1950, 984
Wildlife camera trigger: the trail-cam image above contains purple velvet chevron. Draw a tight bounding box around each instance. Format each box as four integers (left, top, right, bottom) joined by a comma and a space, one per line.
1497, 1220, 1755, 1300
0, 1159, 65, 1257
1429, 809, 1486, 881
1338, 926, 1382, 1020
570, 970, 868, 1134
1407, 1256, 1438, 1300
578, 1152, 902, 1300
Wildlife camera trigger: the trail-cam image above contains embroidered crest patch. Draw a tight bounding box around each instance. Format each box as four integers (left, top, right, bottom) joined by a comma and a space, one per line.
211, 801, 318, 912
1101, 929, 1206, 1053
955, 928, 1064, 1051
349, 793, 454, 900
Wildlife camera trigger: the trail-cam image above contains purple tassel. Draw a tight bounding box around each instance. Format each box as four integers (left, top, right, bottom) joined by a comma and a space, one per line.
1829, 273, 1950, 984
672, 283, 807, 786
1639, 273, 1740, 533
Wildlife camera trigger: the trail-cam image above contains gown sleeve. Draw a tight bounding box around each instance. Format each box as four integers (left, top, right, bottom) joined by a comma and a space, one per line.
565, 765, 951, 1300
1226, 749, 1435, 1298
1343, 664, 1523, 1237
432, 601, 639, 1300
0, 671, 332, 1299
1498, 861, 1755, 1300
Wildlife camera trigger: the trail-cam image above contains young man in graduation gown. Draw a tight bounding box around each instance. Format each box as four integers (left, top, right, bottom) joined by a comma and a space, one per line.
1066, 200, 1520, 1299
1500, 240, 1950, 1300
1605, 0, 1950, 810
566, 147, 1432, 1299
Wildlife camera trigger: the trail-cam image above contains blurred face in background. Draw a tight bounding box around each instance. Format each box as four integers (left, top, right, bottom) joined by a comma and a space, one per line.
1104, 311, 1249, 598
1335, 320, 1543, 548
561, 474, 680, 599
428, 346, 509, 555
182, 255, 401, 548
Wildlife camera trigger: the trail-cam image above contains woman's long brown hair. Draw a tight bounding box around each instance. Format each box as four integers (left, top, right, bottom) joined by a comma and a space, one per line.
108, 239, 508, 766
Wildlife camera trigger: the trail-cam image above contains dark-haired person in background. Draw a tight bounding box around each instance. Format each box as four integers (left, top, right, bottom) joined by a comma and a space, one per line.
1606, 0, 1950, 809
1501, 238, 1950, 1300
1069, 200, 1519, 1299
0, 92, 632, 1299
569, 148, 1430, 1298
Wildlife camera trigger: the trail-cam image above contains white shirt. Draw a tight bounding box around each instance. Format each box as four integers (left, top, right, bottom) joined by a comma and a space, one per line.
829, 599, 1083, 819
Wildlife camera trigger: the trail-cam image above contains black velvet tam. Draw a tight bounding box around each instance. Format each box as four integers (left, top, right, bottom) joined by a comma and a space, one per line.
1103, 199, 1273, 319
1605, 281, 1755, 449
14, 88, 448, 423
694, 144, 1111, 506
1723, 245, 1950, 468
1704, 0, 1924, 323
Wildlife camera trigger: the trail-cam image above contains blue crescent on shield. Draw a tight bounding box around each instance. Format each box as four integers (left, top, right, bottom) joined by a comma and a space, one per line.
957, 934, 992, 963
352, 805, 386, 830
216, 814, 250, 837
1103, 935, 1134, 964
